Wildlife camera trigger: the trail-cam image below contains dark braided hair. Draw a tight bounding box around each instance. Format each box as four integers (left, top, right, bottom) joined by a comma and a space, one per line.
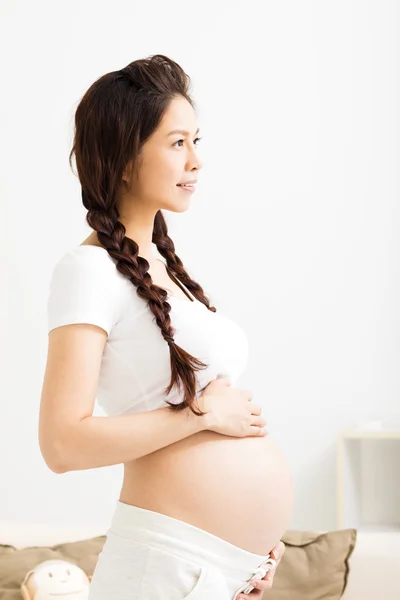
68, 54, 216, 417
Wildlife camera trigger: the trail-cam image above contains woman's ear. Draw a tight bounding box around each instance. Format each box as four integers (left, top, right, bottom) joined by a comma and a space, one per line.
122, 158, 136, 185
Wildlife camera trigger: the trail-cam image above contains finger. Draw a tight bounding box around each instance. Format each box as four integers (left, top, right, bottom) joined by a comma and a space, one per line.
252, 416, 267, 428
236, 589, 263, 599
276, 541, 285, 562
248, 574, 274, 592
249, 426, 268, 436
270, 540, 285, 560
248, 402, 262, 416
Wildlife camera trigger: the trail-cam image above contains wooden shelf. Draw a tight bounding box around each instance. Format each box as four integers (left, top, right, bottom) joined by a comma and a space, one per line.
356, 523, 400, 533
340, 429, 400, 440
337, 431, 400, 531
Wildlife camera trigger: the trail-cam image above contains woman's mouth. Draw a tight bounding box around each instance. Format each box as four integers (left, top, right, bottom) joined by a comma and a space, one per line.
177, 183, 196, 193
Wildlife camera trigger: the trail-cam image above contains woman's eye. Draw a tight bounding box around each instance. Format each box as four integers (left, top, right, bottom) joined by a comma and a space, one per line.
174, 137, 202, 147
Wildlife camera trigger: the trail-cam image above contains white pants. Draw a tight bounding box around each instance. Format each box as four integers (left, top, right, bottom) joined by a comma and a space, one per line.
89, 500, 276, 599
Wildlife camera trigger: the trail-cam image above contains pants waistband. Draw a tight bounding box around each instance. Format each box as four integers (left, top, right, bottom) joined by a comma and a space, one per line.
108, 501, 276, 582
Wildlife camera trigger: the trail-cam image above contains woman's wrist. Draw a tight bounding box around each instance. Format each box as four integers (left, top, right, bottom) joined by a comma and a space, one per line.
184, 396, 212, 432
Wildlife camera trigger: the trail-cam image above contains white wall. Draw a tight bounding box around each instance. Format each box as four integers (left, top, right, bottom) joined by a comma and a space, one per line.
1, 0, 398, 533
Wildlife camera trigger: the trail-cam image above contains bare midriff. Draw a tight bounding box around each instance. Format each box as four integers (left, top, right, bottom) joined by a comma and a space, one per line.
119, 429, 295, 556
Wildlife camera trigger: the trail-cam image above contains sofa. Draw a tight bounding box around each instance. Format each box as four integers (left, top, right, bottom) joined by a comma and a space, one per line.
0, 522, 399, 599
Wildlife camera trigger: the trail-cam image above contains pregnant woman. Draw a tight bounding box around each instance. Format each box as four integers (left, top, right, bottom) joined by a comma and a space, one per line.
39, 54, 294, 599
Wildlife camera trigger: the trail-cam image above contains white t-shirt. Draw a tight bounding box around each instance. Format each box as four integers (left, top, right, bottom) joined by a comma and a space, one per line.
47, 244, 249, 414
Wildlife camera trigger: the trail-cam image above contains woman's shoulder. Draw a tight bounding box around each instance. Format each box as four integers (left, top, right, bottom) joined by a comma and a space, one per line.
47, 246, 129, 336
50, 245, 126, 294
57, 244, 117, 269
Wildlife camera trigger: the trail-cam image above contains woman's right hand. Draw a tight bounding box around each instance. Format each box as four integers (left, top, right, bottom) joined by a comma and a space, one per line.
197, 377, 267, 438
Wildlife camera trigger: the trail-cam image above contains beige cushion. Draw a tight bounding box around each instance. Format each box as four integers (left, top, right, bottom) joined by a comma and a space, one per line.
268, 529, 357, 599
0, 536, 106, 600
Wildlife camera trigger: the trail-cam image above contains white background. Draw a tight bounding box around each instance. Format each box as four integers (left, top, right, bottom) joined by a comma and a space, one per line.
1, 0, 398, 532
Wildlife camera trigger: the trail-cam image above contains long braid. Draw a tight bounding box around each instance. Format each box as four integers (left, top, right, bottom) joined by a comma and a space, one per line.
153, 213, 217, 313
83, 192, 213, 415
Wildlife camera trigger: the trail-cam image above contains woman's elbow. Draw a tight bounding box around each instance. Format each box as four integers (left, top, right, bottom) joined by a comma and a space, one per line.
39, 433, 70, 474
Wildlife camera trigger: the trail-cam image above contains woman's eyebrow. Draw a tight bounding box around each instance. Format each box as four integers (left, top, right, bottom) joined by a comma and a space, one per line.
167, 127, 200, 137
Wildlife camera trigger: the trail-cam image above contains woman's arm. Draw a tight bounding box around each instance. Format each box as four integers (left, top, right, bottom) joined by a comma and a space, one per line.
44, 405, 208, 473
39, 322, 209, 474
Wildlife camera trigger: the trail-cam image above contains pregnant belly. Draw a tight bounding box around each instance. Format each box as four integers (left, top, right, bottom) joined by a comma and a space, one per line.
120, 431, 295, 556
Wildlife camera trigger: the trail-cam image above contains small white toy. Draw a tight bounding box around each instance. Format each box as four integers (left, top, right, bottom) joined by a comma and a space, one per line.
21, 559, 91, 600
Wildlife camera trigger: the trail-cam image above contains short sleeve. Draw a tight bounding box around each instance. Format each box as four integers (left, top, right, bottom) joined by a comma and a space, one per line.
47, 249, 122, 336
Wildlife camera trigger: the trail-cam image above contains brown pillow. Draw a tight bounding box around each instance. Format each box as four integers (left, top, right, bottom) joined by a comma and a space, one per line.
268, 529, 357, 600
0, 536, 106, 600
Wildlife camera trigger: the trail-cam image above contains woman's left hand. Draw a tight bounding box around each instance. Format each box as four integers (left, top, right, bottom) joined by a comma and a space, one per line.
236, 540, 285, 599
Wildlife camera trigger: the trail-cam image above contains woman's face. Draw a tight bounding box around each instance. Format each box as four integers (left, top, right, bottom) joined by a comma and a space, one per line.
125, 96, 203, 213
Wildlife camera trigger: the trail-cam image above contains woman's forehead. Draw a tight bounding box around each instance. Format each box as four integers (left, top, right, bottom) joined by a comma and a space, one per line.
159, 97, 198, 134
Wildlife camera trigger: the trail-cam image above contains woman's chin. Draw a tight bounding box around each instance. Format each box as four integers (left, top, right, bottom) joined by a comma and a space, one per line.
165, 200, 192, 213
